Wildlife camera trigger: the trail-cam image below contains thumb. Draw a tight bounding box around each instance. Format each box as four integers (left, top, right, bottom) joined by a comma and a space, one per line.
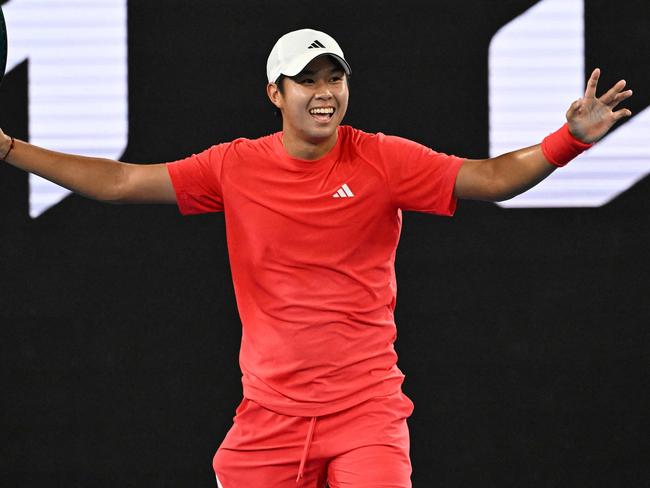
565, 99, 581, 120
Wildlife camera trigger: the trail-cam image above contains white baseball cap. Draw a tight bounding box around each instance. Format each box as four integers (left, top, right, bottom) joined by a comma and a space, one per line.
266, 28, 351, 83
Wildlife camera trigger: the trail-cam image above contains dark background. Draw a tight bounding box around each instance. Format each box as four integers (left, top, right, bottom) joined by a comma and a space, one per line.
1, 1, 648, 486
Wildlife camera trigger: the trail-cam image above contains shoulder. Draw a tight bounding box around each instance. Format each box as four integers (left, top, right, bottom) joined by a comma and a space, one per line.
194, 133, 280, 168
337, 127, 396, 185
230, 132, 280, 149
339, 125, 383, 157
339, 125, 417, 159
224, 132, 280, 157
340, 125, 382, 145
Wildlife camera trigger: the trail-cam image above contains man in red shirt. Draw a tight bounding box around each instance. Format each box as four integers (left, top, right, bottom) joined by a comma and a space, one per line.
1, 28, 632, 488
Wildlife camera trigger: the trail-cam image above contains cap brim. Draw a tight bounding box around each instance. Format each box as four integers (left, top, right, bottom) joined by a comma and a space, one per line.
280, 52, 351, 79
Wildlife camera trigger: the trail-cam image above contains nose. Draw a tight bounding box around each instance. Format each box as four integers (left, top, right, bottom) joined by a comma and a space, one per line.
314, 79, 333, 100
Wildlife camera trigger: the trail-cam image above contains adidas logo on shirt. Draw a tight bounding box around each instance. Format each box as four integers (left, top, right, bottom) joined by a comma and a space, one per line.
332, 183, 354, 198
308, 40, 326, 49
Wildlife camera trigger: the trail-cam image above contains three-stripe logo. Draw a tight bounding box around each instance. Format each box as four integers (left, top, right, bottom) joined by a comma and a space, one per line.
332, 183, 354, 198
308, 39, 325, 49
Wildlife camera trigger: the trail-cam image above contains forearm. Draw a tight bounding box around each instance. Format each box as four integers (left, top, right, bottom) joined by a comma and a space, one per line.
1, 135, 126, 202
455, 145, 556, 202
488, 144, 556, 201
488, 123, 594, 201
456, 125, 593, 202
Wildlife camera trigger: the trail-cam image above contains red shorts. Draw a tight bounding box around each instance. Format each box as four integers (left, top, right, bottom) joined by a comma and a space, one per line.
213, 390, 415, 487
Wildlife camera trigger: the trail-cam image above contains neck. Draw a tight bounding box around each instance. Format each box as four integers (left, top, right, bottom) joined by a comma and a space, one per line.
281, 127, 338, 160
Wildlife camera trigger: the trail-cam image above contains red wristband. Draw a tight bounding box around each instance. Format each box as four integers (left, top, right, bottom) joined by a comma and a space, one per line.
541, 124, 593, 167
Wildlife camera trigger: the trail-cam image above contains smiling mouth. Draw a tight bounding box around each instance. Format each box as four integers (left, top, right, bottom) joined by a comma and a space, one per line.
308, 107, 336, 122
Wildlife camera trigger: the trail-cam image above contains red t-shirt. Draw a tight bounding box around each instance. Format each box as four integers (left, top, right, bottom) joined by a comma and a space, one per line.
166, 125, 463, 416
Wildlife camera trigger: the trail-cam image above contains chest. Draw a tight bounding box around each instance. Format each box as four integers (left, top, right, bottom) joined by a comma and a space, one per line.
221, 157, 399, 261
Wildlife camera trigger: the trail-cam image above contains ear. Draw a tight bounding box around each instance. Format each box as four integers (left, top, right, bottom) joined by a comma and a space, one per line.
267, 83, 283, 110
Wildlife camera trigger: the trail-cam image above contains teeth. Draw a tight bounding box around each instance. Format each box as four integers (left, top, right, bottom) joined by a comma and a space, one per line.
309, 107, 335, 115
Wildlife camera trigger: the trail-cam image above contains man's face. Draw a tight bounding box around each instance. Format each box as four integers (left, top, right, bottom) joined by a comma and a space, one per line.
268, 55, 349, 144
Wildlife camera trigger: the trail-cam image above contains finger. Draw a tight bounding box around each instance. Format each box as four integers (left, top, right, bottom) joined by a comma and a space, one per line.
613, 108, 633, 121
599, 79, 627, 105
584, 68, 600, 98
608, 89, 633, 109
566, 99, 581, 119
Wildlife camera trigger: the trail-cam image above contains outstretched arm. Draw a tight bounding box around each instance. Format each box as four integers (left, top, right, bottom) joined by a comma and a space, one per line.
0, 131, 176, 204
453, 69, 633, 202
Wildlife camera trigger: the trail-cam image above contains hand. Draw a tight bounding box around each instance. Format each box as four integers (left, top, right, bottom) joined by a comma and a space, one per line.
566, 68, 633, 144
0, 128, 11, 158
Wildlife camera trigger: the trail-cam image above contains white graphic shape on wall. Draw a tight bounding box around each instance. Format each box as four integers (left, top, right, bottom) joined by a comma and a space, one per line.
4, 0, 128, 218
489, 0, 649, 207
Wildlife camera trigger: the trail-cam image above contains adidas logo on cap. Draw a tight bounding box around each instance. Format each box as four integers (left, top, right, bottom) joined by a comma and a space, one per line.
308, 39, 326, 49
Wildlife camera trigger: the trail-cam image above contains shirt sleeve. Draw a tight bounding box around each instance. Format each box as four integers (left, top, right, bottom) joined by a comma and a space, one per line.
380, 134, 464, 216
165, 143, 229, 215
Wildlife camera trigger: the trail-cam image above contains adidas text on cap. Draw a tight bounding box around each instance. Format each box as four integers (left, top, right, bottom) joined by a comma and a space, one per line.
266, 29, 351, 84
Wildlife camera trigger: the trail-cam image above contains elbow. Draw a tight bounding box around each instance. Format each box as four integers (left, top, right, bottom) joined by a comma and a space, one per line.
491, 178, 538, 202
481, 174, 515, 203
457, 158, 523, 202
96, 186, 126, 204
101, 195, 126, 205
476, 160, 514, 202
97, 163, 129, 204
491, 188, 519, 202
488, 172, 527, 202
489, 186, 522, 203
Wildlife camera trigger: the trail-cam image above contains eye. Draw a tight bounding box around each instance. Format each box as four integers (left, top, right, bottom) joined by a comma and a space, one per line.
299, 78, 314, 84
330, 76, 343, 83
